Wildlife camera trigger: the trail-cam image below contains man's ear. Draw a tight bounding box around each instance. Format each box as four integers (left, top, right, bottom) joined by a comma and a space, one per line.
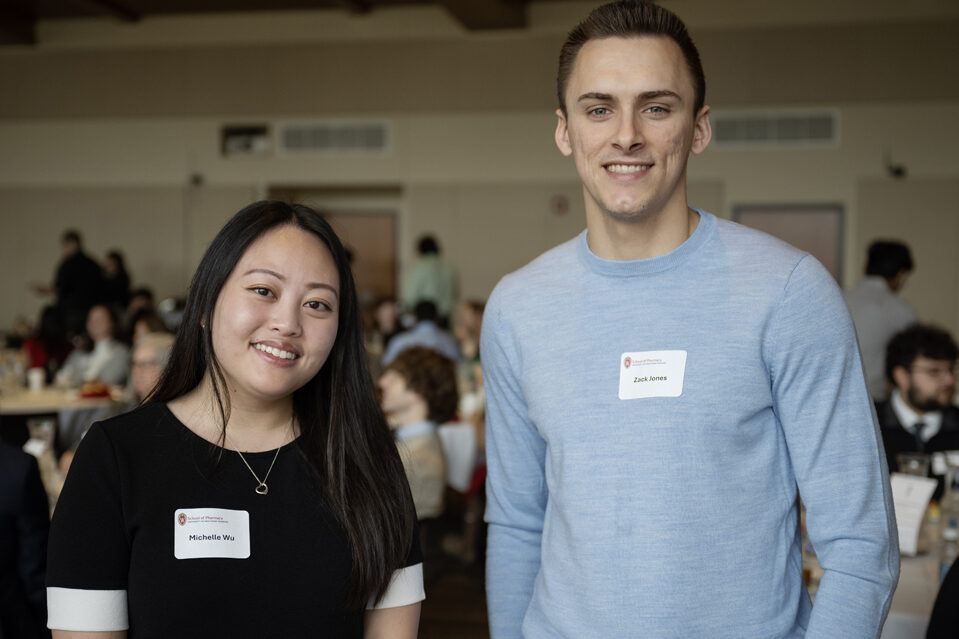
891, 365, 910, 392
555, 109, 573, 157
691, 105, 711, 155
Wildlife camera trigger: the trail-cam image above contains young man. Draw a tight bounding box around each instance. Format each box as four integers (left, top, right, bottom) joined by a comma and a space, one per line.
482, 2, 898, 637
379, 346, 459, 520
878, 324, 959, 498
845, 240, 917, 400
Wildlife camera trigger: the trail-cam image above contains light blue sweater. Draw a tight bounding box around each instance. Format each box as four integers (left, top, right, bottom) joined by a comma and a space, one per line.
482, 211, 898, 638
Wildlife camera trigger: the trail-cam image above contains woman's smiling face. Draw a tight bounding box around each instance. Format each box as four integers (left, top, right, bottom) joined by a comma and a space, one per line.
210, 224, 340, 407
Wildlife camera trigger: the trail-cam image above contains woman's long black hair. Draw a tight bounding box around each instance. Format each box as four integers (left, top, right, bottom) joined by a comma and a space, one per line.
148, 200, 414, 608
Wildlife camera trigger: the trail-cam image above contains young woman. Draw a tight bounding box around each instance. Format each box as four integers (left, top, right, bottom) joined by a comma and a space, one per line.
54, 304, 130, 387
46, 201, 422, 638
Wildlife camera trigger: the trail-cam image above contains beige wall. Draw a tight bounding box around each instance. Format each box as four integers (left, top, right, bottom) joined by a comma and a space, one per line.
0, 186, 255, 328
856, 179, 959, 332
1, 2, 958, 336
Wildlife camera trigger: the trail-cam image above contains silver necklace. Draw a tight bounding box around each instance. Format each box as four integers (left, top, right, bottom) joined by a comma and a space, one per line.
228, 418, 293, 495
234, 446, 281, 495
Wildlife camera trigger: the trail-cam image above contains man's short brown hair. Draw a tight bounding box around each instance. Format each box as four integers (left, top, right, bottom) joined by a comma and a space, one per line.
386, 346, 459, 424
557, 0, 706, 116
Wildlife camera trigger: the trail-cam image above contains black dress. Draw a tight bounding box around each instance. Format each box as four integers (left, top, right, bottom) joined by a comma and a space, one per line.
47, 404, 422, 638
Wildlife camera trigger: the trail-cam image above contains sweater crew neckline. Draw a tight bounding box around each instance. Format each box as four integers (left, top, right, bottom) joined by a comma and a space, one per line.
577, 208, 715, 277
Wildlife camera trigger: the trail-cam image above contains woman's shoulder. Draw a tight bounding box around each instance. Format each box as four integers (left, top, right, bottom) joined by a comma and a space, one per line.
66, 403, 184, 491
91, 402, 179, 447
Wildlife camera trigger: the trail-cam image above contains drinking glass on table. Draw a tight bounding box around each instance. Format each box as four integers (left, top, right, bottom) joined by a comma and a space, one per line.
898, 452, 931, 477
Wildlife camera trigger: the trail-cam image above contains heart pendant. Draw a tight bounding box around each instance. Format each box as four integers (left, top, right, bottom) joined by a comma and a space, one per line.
255, 483, 269, 495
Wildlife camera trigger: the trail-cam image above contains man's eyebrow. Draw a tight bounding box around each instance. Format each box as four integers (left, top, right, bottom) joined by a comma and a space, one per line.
577, 92, 614, 103
243, 268, 339, 299
576, 90, 683, 103
638, 90, 683, 102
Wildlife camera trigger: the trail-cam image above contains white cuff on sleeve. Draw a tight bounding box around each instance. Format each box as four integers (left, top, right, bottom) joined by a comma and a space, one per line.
47, 587, 129, 631
368, 563, 425, 609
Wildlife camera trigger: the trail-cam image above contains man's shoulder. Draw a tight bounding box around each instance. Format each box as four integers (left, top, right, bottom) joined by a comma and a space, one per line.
69, 250, 101, 271
712, 216, 808, 266
489, 233, 582, 302
0, 441, 36, 482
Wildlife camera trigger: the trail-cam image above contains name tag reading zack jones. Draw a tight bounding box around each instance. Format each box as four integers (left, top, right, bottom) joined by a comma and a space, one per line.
174, 508, 250, 559
618, 350, 687, 400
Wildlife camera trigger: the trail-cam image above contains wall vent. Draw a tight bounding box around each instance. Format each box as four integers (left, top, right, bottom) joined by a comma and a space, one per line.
711, 109, 839, 148
276, 120, 391, 155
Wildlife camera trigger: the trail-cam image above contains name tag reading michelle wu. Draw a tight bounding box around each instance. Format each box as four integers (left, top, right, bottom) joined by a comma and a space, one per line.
618, 350, 687, 400
174, 508, 250, 560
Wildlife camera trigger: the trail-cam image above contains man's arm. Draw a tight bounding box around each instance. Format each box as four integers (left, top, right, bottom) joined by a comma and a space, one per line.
765, 255, 899, 638
481, 293, 548, 639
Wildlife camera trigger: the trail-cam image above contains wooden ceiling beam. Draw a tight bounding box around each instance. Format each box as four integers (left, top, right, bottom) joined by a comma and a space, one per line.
0, 4, 35, 44
82, 0, 141, 22
441, 0, 527, 30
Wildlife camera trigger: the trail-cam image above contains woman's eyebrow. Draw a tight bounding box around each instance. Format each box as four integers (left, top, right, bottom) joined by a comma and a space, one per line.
244, 268, 339, 299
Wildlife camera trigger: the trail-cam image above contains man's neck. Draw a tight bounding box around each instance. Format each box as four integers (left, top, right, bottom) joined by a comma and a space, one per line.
586, 205, 699, 261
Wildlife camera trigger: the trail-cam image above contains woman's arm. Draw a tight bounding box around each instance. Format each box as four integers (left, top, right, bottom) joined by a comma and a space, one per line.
53, 632, 126, 639
364, 602, 421, 639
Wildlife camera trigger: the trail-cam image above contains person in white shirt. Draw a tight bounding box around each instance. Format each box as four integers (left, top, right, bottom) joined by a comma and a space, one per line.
55, 304, 130, 387
845, 240, 917, 400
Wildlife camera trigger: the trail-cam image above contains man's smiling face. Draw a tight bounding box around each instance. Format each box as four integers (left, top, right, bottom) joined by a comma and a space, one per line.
555, 35, 711, 226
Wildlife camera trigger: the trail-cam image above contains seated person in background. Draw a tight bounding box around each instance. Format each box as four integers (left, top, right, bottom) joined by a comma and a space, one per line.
130, 332, 175, 404
374, 298, 402, 350
127, 308, 168, 345
122, 287, 154, 334
55, 304, 130, 388
60, 332, 177, 476
379, 346, 458, 520
453, 300, 484, 363
878, 323, 959, 498
20, 306, 73, 384
382, 300, 461, 366
0, 440, 50, 639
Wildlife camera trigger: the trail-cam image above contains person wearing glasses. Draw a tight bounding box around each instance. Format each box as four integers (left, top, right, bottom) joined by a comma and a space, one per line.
878, 323, 959, 497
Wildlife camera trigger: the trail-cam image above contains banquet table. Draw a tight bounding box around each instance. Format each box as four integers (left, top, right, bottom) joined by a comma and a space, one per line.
0, 385, 120, 451
0, 386, 115, 415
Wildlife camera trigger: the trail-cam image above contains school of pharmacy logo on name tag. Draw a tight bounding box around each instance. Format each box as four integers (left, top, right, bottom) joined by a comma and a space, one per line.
173, 508, 251, 560
618, 350, 687, 400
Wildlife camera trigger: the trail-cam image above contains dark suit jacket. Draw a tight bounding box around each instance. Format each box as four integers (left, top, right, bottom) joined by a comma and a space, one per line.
876, 400, 959, 499
0, 442, 50, 639
927, 555, 959, 638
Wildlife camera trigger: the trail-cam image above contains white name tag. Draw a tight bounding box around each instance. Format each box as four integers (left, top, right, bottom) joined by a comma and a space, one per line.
174, 508, 250, 560
618, 350, 687, 400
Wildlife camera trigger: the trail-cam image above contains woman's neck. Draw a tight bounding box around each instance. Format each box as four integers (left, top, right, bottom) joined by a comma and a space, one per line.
167, 376, 298, 452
